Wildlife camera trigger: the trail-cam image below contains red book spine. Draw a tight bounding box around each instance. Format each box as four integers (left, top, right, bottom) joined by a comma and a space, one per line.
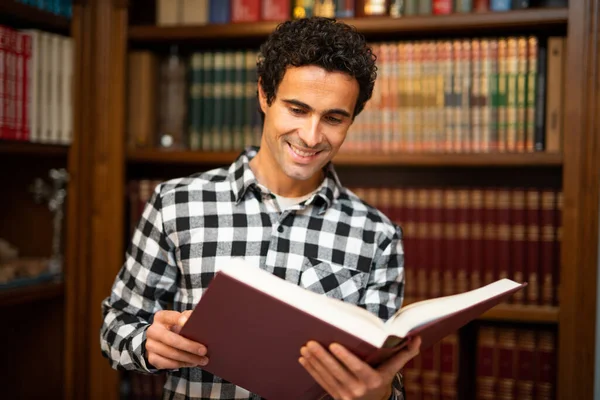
421, 343, 441, 400
20, 32, 31, 142
430, 188, 443, 299
476, 326, 498, 399
535, 330, 557, 400
14, 30, 24, 141
456, 189, 470, 294
417, 188, 430, 301
554, 191, 563, 305
404, 188, 419, 302
0, 27, 6, 140
443, 189, 457, 295
440, 333, 459, 400
525, 189, 541, 305
231, 0, 260, 22
497, 328, 517, 400
433, 0, 452, 15
483, 189, 498, 285
474, 0, 490, 12
496, 189, 511, 285
469, 189, 484, 291
261, 0, 290, 21
515, 329, 535, 400
540, 190, 556, 306
510, 188, 526, 304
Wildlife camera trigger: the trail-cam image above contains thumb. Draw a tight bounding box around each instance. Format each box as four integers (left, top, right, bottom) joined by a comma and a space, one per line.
178, 310, 193, 327
378, 336, 422, 378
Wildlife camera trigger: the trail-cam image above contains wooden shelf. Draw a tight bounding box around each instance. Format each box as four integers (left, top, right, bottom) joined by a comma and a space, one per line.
479, 303, 559, 323
0, 280, 64, 307
0, 140, 69, 157
129, 8, 568, 43
0, 0, 70, 34
127, 149, 563, 167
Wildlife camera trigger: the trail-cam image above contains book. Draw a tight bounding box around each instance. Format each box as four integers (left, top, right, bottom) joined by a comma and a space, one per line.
179, 258, 526, 400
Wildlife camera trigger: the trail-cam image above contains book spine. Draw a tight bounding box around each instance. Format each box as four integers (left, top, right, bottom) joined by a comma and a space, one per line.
456, 189, 470, 294
525, 189, 540, 305
231, 0, 260, 22
497, 328, 517, 399
515, 329, 535, 399
261, 0, 291, 21
469, 189, 484, 291
540, 190, 556, 307
443, 189, 457, 295
476, 326, 498, 399
516, 36, 528, 152
510, 188, 526, 304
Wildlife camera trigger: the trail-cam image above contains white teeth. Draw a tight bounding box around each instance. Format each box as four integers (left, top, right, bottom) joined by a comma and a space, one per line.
290, 145, 317, 157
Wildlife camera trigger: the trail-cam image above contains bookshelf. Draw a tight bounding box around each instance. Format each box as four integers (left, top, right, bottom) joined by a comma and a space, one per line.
0, 140, 69, 156
0, 280, 64, 307
0, 0, 70, 34
0, 2, 72, 400
129, 8, 568, 42
65, 1, 600, 400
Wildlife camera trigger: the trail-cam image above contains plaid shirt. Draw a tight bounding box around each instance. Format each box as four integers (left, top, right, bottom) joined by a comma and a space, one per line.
101, 147, 406, 400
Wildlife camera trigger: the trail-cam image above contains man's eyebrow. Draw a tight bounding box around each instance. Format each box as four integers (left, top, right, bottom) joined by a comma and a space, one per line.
282, 99, 352, 118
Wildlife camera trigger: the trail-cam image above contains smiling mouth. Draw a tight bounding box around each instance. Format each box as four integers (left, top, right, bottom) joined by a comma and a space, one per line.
288, 143, 322, 158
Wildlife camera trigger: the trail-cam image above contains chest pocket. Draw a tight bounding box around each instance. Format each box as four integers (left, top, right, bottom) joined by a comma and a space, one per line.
299, 257, 368, 305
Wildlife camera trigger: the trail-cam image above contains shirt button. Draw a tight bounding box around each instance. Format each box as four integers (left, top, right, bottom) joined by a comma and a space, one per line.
277, 226, 284, 233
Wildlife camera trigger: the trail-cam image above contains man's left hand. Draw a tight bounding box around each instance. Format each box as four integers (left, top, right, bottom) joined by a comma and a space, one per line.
299, 336, 421, 400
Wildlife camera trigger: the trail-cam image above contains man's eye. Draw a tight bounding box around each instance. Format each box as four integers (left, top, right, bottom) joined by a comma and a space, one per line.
290, 107, 306, 115
325, 116, 342, 124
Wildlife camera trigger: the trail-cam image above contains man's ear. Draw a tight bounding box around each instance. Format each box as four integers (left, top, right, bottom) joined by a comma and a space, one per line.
257, 78, 268, 114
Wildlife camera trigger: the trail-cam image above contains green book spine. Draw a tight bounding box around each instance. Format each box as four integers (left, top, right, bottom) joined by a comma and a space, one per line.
233, 51, 246, 150
201, 52, 214, 151
188, 53, 203, 150
213, 51, 225, 151
222, 51, 235, 151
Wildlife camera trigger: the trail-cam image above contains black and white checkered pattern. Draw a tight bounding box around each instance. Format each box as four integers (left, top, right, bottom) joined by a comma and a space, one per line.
100, 147, 405, 399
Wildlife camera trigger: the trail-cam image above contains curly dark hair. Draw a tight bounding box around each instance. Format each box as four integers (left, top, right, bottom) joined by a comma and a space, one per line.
257, 17, 377, 118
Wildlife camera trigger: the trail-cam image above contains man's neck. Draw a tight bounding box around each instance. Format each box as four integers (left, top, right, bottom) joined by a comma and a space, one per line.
249, 149, 323, 198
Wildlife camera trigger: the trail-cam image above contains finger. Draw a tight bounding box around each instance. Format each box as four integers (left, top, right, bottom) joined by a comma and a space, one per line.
146, 338, 209, 367
178, 310, 193, 327
378, 336, 422, 378
328, 342, 382, 388
154, 310, 186, 327
299, 356, 344, 399
147, 323, 208, 356
307, 341, 360, 387
147, 352, 197, 370
301, 344, 350, 399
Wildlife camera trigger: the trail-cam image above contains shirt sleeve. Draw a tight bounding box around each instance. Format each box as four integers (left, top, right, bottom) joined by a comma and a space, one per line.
100, 184, 179, 373
360, 224, 405, 320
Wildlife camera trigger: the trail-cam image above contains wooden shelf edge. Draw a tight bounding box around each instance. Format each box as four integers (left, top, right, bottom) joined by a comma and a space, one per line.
129, 8, 568, 42
0, 280, 64, 307
0, 1, 70, 35
126, 149, 563, 167
0, 140, 70, 156
479, 303, 559, 323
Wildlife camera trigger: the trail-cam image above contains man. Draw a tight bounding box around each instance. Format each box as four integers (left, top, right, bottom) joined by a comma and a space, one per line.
101, 17, 420, 400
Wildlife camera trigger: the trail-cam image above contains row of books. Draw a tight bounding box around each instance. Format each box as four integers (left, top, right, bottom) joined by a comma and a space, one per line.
474, 325, 556, 400
402, 326, 556, 400
127, 35, 565, 154
15, 0, 73, 18
128, 181, 562, 307
345, 37, 565, 154
0, 25, 74, 144
155, 0, 568, 26
349, 186, 562, 306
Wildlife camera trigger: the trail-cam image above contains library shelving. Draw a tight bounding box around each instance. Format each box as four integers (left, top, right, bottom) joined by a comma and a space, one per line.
64, 1, 600, 400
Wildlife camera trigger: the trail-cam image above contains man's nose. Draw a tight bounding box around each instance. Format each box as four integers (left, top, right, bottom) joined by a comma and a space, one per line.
297, 117, 322, 148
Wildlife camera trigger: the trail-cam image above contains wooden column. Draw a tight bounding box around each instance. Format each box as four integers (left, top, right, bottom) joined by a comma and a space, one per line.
559, 0, 600, 398
64, 1, 128, 399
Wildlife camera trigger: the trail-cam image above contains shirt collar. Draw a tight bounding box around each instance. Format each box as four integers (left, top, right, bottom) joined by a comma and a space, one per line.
229, 146, 342, 214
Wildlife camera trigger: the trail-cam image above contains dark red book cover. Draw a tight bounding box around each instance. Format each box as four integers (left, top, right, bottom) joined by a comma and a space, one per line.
20, 32, 31, 142
179, 267, 525, 399
443, 189, 457, 296
525, 189, 541, 305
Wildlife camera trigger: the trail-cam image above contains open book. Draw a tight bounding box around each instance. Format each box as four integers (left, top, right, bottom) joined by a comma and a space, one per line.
180, 258, 525, 400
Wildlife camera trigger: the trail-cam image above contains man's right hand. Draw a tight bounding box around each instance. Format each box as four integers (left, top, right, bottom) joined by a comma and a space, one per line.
145, 310, 209, 369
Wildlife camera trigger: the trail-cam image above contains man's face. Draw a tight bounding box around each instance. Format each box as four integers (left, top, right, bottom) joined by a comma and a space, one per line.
258, 65, 359, 182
